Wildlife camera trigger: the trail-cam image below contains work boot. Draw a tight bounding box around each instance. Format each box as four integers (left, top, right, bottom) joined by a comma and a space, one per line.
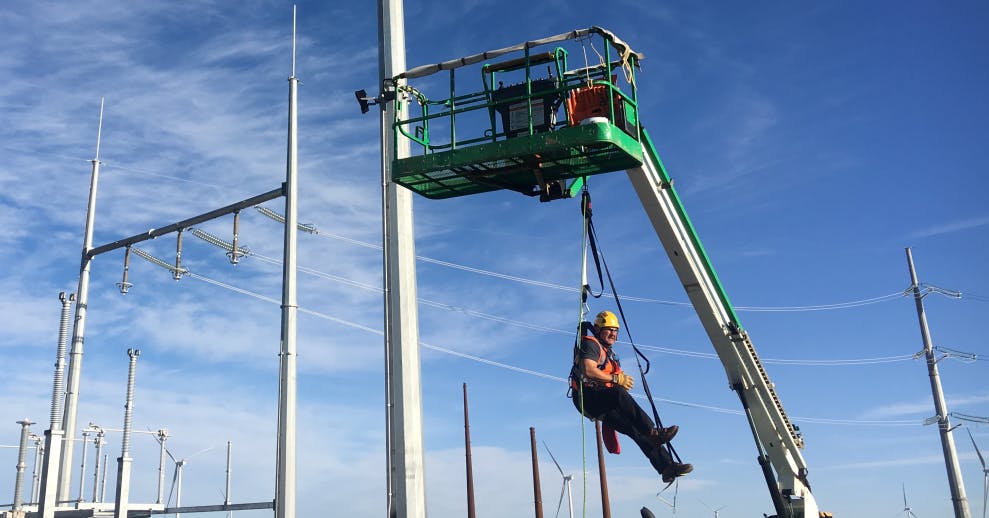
661, 462, 693, 483
650, 425, 679, 444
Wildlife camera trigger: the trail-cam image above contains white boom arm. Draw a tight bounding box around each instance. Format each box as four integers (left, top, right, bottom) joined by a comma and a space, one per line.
625, 130, 820, 518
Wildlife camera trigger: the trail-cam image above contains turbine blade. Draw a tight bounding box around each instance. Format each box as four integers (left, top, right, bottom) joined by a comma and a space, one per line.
902, 483, 908, 508
969, 428, 987, 469
166, 447, 177, 463
167, 466, 178, 507
542, 441, 565, 476
555, 483, 565, 518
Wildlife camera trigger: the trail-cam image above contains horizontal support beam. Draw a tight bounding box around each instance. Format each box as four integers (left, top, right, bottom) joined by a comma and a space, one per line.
88, 186, 285, 258
135, 500, 275, 516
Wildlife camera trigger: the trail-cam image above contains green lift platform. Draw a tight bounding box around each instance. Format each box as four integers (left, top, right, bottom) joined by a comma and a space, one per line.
389, 27, 644, 200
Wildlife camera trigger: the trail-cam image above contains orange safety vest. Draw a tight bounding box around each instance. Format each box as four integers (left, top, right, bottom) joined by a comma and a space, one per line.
570, 324, 622, 389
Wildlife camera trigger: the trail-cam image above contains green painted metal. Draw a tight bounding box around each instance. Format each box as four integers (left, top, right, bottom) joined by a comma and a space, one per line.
393, 121, 642, 199
391, 30, 642, 200
639, 128, 742, 327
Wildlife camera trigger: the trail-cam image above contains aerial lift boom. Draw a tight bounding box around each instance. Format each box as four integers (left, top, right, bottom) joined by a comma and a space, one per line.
383, 27, 825, 518
627, 129, 820, 518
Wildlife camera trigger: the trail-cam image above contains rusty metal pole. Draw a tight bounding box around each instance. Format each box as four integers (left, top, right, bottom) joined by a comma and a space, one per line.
530, 427, 543, 518
595, 421, 611, 518
463, 383, 476, 518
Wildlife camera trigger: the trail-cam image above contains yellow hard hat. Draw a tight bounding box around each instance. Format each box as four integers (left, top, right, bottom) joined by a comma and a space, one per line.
594, 310, 620, 329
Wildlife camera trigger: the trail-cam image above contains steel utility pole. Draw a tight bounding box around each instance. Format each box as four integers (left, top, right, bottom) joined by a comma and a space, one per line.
905, 247, 970, 518
275, 7, 300, 518
57, 99, 105, 504
378, 0, 427, 517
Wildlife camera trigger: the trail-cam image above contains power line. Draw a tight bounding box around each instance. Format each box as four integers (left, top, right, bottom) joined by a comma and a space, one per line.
256, 205, 911, 313
124, 247, 933, 427
180, 268, 921, 427
182, 233, 927, 367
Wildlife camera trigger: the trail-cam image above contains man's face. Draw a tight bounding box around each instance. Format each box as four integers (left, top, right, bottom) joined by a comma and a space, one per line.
597, 326, 619, 346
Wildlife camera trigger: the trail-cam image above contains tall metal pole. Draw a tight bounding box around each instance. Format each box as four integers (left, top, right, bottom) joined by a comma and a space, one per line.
113, 348, 140, 518
77, 430, 90, 502
225, 441, 232, 507
905, 248, 970, 518
529, 428, 544, 518
275, 7, 299, 518
463, 384, 476, 518
58, 98, 105, 501
378, 0, 426, 516
156, 429, 167, 505
595, 421, 612, 518
14, 419, 34, 509
32, 435, 44, 504
99, 454, 108, 503
92, 429, 104, 502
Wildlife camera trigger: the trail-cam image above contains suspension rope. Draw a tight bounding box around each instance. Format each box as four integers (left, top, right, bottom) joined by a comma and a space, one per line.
576, 185, 591, 518
583, 190, 683, 464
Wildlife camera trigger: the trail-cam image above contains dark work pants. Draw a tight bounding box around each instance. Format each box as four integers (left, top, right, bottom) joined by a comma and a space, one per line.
571, 384, 673, 475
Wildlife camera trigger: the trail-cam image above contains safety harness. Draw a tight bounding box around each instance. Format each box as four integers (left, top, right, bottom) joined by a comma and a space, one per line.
571, 188, 683, 467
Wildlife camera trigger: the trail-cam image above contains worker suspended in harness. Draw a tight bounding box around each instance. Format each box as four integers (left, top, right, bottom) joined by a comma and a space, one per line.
569, 310, 693, 483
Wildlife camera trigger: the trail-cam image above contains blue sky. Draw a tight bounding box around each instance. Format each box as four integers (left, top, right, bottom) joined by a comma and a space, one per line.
1, 1, 987, 517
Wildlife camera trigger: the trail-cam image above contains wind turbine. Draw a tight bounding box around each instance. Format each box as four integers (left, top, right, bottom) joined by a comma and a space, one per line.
542, 442, 573, 518
900, 484, 918, 518
968, 428, 988, 518
699, 499, 726, 517
166, 445, 214, 518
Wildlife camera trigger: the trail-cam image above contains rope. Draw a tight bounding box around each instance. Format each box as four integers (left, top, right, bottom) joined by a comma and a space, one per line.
577, 185, 591, 518
584, 191, 683, 464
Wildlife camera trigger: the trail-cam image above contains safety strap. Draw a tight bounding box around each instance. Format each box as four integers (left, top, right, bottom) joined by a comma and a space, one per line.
582, 189, 682, 464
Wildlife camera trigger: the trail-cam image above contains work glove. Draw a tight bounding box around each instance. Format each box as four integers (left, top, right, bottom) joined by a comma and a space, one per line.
612, 372, 634, 391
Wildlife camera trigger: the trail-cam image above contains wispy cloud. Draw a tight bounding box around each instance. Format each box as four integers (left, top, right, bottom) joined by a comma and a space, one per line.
909, 215, 989, 239
859, 393, 989, 419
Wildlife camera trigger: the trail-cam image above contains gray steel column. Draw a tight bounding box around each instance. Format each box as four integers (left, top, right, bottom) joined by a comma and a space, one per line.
91, 429, 104, 502
14, 419, 34, 509
77, 430, 90, 502
225, 441, 232, 507
377, 0, 426, 517
31, 435, 43, 504
59, 99, 105, 500
155, 429, 167, 505
275, 8, 299, 518
906, 247, 970, 518
113, 349, 140, 518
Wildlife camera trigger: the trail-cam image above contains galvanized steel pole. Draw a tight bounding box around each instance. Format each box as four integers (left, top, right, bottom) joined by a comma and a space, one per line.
58, 99, 105, 501
92, 429, 104, 502
31, 435, 43, 504
14, 419, 34, 509
113, 348, 140, 518
275, 7, 299, 518
77, 430, 90, 502
225, 441, 232, 507
378, 0, 426, 517
905, 248, 970, 518
156, 429, 167, 505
